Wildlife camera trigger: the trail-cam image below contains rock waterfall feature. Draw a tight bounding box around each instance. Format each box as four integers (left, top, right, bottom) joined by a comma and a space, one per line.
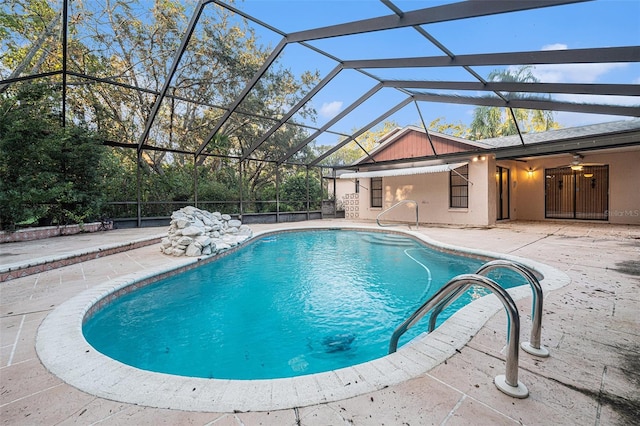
160, 206, 252, 257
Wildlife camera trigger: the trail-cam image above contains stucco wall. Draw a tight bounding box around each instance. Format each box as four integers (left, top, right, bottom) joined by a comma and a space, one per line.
509, 148, 640, 225
331, 178, 358, 209
337, 148, 639, 226
355, 157, 496, 226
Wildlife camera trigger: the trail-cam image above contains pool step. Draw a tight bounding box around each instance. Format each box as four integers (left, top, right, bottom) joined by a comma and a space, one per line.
361, 234, 415, 247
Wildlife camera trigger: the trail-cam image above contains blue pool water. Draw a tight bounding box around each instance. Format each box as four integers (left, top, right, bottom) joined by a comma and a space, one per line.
83, 230, 525, 380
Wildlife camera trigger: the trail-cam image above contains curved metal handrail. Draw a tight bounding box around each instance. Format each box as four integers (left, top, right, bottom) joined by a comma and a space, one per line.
428, 260, 549, 357
389, 273, 528, 398
376, 200, 418, 229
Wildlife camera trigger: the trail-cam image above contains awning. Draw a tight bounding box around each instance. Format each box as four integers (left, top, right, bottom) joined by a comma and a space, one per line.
338, 162, 467, 179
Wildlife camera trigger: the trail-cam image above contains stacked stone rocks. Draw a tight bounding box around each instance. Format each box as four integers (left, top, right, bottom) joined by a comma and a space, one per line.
160, 206, 252, 257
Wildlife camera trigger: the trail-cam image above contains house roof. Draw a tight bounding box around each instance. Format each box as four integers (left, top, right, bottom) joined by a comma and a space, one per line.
347, 119, 640, 169
478, 119, 640, 149
353, 125, 491, 165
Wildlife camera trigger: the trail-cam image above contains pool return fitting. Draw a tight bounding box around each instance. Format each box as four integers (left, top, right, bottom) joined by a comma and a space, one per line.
388, 259, 550, 399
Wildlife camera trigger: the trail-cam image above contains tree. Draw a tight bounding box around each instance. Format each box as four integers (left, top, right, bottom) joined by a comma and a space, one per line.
317, 121, 399, 166
470, 66, 560, 140
0, 0, 62, 84
278, 172, 322, 212
0, 84, 108, 229
1, 0, 322, 216
428, 117, 470, 138
72, 0, 320, 208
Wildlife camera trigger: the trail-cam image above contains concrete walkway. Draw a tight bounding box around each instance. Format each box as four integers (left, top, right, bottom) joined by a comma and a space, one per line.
1, 220, 638, 425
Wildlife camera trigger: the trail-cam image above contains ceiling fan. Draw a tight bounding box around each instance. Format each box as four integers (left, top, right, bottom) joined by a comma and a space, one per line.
566, 154, 603, 172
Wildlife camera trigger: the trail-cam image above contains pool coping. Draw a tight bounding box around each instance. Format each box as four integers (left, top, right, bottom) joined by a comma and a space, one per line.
35, 225, 571, 412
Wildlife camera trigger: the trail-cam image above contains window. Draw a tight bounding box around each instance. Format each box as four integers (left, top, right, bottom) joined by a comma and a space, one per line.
371, 177, 382, 208
450, 164, 469, 208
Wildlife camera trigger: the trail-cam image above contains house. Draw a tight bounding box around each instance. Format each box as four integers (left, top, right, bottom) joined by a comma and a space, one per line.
332, 120, 640, 226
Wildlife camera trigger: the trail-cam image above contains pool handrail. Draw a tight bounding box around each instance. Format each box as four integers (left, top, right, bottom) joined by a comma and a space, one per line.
427, 260, 549, 357
388, 273, 528, 398
376, 200, 418, 229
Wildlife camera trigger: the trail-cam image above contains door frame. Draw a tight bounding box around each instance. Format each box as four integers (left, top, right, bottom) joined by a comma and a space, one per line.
496, 166, 510, 221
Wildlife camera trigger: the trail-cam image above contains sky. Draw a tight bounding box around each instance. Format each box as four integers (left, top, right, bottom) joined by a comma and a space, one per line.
8, 0, 636, 148
219, 0, 640, 146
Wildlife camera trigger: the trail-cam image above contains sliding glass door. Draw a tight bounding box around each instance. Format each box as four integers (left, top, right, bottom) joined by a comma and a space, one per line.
545, 165, 608, 220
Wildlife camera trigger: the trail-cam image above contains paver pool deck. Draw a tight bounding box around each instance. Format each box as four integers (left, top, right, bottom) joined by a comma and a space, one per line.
1, 219, 638, 425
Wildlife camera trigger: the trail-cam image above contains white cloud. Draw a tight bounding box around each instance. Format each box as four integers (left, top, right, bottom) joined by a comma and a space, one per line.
515, 43, 636, 126
533, 62, 628, 84
541, 43, 569, 51
319, 101, 343, 118
529, 43, 628, 84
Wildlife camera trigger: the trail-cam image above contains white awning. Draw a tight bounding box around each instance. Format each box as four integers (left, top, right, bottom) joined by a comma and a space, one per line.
339, 162, 467, 179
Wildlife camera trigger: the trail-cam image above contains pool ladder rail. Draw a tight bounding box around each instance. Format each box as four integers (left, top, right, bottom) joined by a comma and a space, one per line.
376, 200, 419, 229
389, 260, 550, 399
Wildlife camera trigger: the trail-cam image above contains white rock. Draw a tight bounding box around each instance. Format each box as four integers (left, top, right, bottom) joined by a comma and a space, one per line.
238, 225, 253, 237
171, 247, 186, 256
175, 218, 190, 229
181, 226, 203, 236
195, 235, 211, 246
214, 242, 231, 251
162, 206, 252, 257
177, 236, 193, 246
185, 243, 202, 257
183, 206, 197, 215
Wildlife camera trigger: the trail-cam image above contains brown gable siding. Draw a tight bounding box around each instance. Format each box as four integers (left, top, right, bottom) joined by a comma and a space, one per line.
363, 129, 477, 163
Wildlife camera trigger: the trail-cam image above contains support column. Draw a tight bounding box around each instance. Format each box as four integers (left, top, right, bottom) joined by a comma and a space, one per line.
276, 165, 280, 223
136, 151, 142, 228
193, 154, 198, 208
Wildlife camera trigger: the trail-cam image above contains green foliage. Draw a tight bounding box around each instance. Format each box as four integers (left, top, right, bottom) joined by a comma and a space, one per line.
279, 172, 322, 212
428, 117, 470, 138
470, 66, 560, 140
1, 1, 325, 223
0, 84, 107, 229
317, 121, 399, 166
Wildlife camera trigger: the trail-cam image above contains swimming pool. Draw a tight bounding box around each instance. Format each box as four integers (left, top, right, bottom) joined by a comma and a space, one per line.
37, 225, 569, 412
82, 230, 525, 380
